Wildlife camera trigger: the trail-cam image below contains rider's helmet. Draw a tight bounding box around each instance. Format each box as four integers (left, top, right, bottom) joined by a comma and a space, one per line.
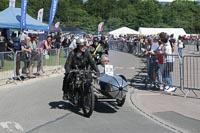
76, 38, 85, 46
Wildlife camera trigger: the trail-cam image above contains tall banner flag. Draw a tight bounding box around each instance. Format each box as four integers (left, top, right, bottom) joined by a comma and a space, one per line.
37, 8, 44, 22
9, 0, 16, 7
21, 0, 28, 29
48, 0, 59, 30
55, 22, 60, 28
98, 22, 104, 39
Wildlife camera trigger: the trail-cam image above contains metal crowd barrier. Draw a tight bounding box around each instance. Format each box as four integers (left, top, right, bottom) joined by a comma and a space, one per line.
0, 48, 67, 85
183, 55, 200, 97
109, 40, 144, 55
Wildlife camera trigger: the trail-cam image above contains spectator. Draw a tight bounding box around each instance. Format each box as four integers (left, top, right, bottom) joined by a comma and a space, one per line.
19, 30, 27, 42
61, 35, 71, 58
99, 35, 109, 55
20, 36, 34, 78
177, 36, 184, 57
0, 31, 7, 69
68, 35, 76, 50
156, 39, 165, 90
37, 36, 52, 74
144, 36, 159, 89
159, 32, 175, 92
29, 35, 39, 77
196, 35, 200, 52
52, 34, 61, 52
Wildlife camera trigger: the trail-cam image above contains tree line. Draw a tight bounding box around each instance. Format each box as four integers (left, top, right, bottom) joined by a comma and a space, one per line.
1, 0, 200, 34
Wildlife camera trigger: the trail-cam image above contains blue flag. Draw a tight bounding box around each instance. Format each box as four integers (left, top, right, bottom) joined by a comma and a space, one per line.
21, 0, 28, 29
48, 0, 59, 30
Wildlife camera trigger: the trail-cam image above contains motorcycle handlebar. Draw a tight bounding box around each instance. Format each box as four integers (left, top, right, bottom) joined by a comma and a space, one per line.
69, 69, 96, 74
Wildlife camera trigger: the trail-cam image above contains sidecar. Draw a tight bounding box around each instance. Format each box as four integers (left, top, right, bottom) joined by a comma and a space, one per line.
95, 74, 128, 106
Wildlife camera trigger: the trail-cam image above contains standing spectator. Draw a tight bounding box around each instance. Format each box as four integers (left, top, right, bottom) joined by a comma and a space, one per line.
159, 32, 175, 92
29, 35, 39, 77
61, 35, 71, 58
196, 35, 200, 52
52, 33, 61, 51
144, 36, 159, 89
37, 36, 52, 74
156, 40, 165, 90
99, 35, 109, 55
169, 34, 176, 53
68, 35, 76, 50
177, 36, 184, 57
19, 30, 27, 42
0, 31, 7, 69
20, 36, 33, 77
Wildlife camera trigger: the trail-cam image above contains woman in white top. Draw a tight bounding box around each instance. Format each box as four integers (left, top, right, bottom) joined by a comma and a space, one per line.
177, 36, 184, 57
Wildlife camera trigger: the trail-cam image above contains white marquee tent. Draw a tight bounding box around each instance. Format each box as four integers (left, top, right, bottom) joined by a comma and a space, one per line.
109, 27, 139, 37
138, 27, 186, 39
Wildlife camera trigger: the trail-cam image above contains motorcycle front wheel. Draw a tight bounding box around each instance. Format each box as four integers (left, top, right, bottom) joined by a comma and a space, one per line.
82, 84, 95, 118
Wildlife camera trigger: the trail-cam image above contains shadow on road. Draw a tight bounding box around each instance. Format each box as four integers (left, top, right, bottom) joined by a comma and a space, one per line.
48, 101, 84, 116
94, 102, 119, 113
48, 100, 119, 117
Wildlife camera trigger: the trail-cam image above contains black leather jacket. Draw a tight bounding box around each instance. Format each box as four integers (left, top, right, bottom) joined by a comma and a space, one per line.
64, 48, 99, 74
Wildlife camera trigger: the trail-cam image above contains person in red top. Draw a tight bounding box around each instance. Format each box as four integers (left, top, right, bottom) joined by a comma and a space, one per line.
156, 40, 164, 90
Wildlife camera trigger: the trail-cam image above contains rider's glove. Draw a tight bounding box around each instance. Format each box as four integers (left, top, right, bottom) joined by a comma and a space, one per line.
96, 72, 100, 77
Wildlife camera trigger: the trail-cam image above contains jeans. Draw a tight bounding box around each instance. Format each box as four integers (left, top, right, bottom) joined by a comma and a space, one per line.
64, 47, 70, 58
163, 62, 173, 86
165, 72, 173, 85
178, 48, 183, 57
0, 52, 4, 68
157, 64, 164, 84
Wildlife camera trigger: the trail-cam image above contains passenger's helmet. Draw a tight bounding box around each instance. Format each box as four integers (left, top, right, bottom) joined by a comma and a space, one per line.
93, 37, 99, 42
76, 38, 85, 46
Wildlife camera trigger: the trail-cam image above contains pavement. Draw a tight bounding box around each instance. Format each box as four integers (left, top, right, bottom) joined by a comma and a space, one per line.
130, 85, 200, 133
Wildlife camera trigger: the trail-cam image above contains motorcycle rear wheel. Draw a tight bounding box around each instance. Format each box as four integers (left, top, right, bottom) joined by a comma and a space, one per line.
82, 85, 95, 117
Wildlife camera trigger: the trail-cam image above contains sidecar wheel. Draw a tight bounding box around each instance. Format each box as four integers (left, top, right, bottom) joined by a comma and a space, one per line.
117, 96, 126, 107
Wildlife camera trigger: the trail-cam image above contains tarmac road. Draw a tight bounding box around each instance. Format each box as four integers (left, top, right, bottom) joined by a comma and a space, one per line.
0, 50, 197, 133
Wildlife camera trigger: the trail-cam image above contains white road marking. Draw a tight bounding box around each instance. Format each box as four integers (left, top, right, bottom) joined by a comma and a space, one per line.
0, 121, 24, 132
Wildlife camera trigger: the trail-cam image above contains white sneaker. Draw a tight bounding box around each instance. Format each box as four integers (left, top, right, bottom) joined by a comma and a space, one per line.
165, 87, 176, 92
164, 86, 169, 91
159, 86, 164, 90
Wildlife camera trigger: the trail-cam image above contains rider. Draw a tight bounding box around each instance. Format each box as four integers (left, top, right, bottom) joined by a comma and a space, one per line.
87, 36, 106, 65
62, 38, 100, 100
